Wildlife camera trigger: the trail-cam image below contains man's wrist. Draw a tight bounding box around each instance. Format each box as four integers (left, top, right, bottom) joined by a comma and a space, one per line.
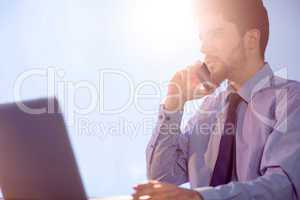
163, 95, 186, 112
196, 192, 204, 200
190, 190, 204, 200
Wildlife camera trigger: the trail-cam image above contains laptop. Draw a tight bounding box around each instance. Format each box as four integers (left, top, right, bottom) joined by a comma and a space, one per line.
0, 97, 132, 200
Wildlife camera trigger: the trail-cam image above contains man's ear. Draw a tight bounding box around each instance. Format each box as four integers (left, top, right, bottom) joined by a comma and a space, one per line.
244, 29, 261, 51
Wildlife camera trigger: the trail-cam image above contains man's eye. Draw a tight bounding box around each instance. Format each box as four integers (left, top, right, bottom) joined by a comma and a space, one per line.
199, 30, 223, 41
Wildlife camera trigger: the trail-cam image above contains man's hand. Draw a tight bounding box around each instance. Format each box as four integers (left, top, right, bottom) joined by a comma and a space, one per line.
132, 180, 203, 200
164, 62, 216, 112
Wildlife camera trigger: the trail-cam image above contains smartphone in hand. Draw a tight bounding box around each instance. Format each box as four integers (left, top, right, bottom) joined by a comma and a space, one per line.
195, 61, 218, 92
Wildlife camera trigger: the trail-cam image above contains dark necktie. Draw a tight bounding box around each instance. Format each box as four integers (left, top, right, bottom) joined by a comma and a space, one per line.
210, 93, 244, 186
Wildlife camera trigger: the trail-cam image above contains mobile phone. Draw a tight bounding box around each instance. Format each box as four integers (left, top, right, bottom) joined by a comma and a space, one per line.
196, 62, 216, 91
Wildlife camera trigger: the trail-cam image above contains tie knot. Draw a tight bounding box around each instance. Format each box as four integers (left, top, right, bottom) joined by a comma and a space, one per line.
226, 93, 244, 108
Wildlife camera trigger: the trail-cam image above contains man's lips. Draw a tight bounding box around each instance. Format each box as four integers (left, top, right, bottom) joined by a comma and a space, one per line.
204, 57, 218, 70
205, 62, 217, 73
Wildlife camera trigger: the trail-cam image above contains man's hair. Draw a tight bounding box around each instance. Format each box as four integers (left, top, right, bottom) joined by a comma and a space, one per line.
195, 0, 269, 58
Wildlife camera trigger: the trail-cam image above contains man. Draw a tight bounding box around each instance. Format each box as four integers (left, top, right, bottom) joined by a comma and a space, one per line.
132, 0, 300, 199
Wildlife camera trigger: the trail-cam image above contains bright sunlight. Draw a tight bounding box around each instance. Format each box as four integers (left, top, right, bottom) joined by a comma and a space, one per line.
130, 0, 200, 51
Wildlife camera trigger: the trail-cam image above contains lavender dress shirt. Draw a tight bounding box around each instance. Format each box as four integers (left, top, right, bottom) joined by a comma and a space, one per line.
146, 63, 300, 199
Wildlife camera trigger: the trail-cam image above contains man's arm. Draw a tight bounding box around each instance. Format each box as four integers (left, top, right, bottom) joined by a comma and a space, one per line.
146, 104, 188, 185
195, 167, 296, 200
146, 95, 216, 185
146, 63, 216, 185
133, 168, 295, 200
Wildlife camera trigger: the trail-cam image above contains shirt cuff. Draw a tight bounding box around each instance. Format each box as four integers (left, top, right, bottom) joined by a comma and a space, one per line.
149, 104, 184, 146
158, 104, 184, 130
194, 186, 219, 200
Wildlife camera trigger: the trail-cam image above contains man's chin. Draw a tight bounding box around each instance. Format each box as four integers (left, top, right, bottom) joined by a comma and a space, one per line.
210, 72, 226, 87
208, 63, 228, 87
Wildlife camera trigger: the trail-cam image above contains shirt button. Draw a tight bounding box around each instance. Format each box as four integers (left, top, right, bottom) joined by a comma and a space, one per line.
165, 116, 171, 121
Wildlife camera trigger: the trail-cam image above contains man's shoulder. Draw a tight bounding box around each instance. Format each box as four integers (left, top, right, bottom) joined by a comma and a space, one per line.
270, 76, 300, 97
255, 76, 300, 112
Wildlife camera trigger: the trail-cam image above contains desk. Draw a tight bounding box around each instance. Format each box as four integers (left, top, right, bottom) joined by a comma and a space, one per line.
94, 196, 132, 200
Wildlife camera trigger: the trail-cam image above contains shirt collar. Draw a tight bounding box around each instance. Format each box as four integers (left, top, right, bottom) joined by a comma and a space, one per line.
226, 63, 274, 103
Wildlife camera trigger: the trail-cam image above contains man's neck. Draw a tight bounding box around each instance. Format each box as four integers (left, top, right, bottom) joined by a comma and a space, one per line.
228, 59, 266, 91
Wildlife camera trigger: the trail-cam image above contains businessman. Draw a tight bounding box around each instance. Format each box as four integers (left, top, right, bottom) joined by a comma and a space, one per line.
132, 0, 300, 199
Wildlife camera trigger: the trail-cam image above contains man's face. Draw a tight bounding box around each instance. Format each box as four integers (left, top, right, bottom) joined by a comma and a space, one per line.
198, 13, 246, 85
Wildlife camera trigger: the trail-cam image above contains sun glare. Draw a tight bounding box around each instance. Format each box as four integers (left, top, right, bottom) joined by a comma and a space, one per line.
131, 0, 199, 50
